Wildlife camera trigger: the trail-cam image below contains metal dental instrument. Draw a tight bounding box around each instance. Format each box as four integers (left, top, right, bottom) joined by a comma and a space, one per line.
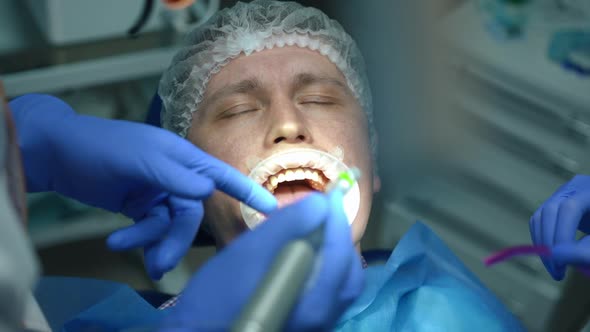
232, 168, 361, 332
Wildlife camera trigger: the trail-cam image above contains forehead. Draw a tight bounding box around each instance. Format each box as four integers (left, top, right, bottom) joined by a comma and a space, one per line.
204, 46, 347, 94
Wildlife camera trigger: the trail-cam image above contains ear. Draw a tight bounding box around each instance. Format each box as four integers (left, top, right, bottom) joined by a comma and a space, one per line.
373, 175, 381, 193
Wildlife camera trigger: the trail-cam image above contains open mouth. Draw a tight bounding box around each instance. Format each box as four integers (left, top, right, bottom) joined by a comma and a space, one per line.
262, 167, 330, 208
240, 148, 360, 230
263, 167, 329, 192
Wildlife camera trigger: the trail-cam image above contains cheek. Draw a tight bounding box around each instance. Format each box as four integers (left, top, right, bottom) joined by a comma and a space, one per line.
190, 127, 254, 170
318, 113, 371, 163
323, 114, 372, 244
203, 190, 249, 245
352, 176, 373, 244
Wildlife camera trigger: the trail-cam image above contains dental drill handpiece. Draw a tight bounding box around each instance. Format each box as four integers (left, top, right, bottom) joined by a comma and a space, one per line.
231, 168, 361, 332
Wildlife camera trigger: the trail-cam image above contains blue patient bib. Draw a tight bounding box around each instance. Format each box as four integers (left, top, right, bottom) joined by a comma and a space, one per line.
335, 222, 525, 332
35, 277, 169, 332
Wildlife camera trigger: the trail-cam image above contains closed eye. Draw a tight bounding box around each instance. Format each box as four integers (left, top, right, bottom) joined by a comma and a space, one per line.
302, 101, 335, 105
299, 96, 338, 105
220, 106, 259, 119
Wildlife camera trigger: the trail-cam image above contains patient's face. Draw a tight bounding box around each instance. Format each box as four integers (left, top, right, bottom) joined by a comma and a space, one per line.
187, 46, 374, 248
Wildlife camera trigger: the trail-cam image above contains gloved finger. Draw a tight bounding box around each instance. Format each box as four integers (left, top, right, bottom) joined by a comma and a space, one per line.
169, 142, 277, 214
552, 193, 590, 279
145, 196, 204, 279
136, 152, 216, 201
211, 165, 277, 215
144, 243, 164, 280
215, 193, 330, 295
172, 194, 329, 301
551, 180, 573, 198
554, 191, 590, 246
530, 210, 547, 271
161, 194, 332, 327
244, 193, 329, 250
338, 244, 364, 307
324, 188, 362, 299
106, 204, 171, 251
530, 210, 541, 246
552, 236, 590, 267
540, 201, 560, 278
532, 177, 573, 244
290, 190, 355, 330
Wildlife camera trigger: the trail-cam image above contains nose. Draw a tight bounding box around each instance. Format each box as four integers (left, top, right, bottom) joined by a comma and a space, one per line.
265, 99, 312, 146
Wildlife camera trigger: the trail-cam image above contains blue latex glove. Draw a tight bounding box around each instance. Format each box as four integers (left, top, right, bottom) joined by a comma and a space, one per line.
530, 175, 590, 281
162, 192, 364, 331
9, 94, 277, 279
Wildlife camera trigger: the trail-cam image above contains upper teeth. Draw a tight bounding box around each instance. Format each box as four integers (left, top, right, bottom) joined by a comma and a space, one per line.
264, 167, 327, 193
241, 148, 359, 230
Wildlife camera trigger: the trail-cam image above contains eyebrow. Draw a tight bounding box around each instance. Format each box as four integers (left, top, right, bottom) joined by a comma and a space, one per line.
292, 72, 351, 95
204, 72, 351, 107
206, 78, 262, 105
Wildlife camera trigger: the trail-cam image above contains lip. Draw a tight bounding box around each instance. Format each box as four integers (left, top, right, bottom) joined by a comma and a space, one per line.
240, 147, 360, 229
247, 147, 346, 184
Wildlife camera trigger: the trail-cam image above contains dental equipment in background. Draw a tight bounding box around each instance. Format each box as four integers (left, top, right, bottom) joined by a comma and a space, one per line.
128, 0, 218, 37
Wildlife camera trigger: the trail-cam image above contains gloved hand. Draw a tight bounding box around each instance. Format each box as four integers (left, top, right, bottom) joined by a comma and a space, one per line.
530, 175, 590, 280
162, 192, 364, 331
9, 94, 277, 280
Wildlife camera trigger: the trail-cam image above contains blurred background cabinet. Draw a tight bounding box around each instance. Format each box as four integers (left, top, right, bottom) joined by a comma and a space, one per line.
362, 2, 590, 331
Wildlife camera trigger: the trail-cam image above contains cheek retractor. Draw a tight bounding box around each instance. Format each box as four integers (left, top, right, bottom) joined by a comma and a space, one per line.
240, 148, 360, 229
